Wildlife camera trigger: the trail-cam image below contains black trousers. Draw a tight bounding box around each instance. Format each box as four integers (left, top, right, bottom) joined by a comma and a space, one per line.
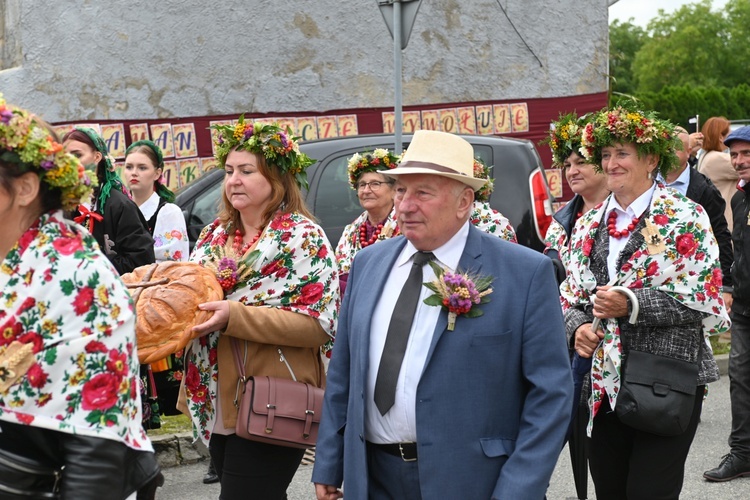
729, 311, 750, 459
208, 433, 305, 500
588, 386, 704, 500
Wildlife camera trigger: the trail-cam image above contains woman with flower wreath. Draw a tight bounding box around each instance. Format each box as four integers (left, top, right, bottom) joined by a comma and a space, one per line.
543, 113, 609, 272
179, 117, 338, 499
469, 158, 517, 242
123, 140, 190, 430
0, 96, 162, 498
335, 149, 400, 294
560, 102, 730, 499
542, 112, 609, 500
62, 127, 155, 275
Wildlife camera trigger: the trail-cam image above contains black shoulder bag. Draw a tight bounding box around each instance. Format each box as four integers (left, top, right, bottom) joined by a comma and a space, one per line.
615, 341, 702, 436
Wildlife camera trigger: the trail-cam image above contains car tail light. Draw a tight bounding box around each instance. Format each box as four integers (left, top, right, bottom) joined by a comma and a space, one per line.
529, 168, 553, 242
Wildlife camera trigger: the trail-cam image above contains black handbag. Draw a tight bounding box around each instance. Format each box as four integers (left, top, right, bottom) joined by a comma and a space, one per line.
0, 447, 62, 499
615, 347, 700, 437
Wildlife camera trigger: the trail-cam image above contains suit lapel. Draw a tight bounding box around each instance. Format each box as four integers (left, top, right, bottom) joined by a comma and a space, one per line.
422, 226, 484, 371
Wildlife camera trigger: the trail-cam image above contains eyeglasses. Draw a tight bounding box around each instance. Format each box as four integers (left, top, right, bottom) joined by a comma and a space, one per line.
356, 181, 390, 191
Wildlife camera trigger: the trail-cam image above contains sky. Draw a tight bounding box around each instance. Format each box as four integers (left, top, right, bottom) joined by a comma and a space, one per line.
609, 0, 730, 27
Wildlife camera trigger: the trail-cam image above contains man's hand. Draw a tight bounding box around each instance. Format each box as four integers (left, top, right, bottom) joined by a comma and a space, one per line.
689, 132, 704, 157
723, 292, 733, 315
315, 483, 343, 500
574, 322, 604, 358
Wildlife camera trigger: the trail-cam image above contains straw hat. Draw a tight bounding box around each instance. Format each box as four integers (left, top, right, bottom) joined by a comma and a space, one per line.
380, 130, 485, 191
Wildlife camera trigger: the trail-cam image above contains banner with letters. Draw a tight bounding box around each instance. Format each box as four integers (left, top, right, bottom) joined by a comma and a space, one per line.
55, 91, 607, 199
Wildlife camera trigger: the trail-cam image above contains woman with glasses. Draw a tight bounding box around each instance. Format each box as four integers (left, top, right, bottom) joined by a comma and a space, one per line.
335, 149, 400, 294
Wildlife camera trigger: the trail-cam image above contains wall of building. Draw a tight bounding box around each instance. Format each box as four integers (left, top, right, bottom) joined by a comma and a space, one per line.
0, 0, 608, 122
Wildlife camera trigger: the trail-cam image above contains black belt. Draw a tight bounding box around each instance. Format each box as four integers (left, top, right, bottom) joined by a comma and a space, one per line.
368, 442, 418, 461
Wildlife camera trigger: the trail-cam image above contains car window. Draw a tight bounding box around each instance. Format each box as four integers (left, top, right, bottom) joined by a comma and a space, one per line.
312, 154, 364, 245
186, 178, 223, 242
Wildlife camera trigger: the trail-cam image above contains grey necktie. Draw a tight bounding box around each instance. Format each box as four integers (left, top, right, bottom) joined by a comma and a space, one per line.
374, 251, 435, 415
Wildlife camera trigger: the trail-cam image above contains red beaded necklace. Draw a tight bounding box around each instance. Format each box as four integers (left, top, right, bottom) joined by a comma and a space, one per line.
233, 228, 262, 255
358, 222, 384, 248
607, 210, 639, 239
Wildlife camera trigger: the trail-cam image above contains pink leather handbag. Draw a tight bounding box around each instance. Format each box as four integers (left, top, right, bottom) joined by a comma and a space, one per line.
231, 338, 323, 449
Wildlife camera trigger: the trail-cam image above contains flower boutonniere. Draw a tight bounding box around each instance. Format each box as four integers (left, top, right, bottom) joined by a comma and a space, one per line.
423, 262, 493, 331
204, 246, 260, 295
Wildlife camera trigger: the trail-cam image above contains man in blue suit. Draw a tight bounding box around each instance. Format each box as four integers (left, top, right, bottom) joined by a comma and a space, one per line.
313, 130, 573, 499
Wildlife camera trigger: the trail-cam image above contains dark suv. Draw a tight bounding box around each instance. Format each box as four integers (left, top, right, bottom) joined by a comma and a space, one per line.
176, 134, 554, 251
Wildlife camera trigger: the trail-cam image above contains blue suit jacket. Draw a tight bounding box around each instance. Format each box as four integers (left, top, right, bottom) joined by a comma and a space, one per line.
312, 226, 573, 499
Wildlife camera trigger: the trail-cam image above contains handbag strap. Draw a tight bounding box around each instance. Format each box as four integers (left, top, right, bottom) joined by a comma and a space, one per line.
231, 338, 248, 409
303, 383, 315, 438
230, 338, 297, 380
231, 337, 247, 380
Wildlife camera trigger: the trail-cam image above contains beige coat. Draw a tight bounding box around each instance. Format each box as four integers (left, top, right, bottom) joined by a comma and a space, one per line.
178, 301, 329, 430
698, 150, 739, 233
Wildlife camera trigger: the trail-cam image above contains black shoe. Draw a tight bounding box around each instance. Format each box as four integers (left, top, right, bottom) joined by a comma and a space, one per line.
203, 461, 219, 484
703, 453, 750, 482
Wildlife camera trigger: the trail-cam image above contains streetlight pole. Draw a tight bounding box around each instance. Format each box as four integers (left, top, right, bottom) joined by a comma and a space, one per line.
377, 0, 422, 154
393, 1, 403, 154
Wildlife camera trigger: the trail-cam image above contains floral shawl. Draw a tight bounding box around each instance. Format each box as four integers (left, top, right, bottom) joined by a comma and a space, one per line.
544, 218, 570, 267
0, 211, 151, 450
335, 209, 400, 275
560, 184, 730, 431
470, 202, 517, 242
186, 212, 338, 443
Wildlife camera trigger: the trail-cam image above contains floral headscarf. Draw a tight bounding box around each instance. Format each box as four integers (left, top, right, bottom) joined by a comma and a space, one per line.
75, 126, 126, 214
560, 184, 730, 434
0, 211, 151, 450
185, 212, 338, 444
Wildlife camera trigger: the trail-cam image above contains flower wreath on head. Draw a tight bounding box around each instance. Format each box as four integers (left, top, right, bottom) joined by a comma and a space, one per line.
211, 116, 315, 190
579, 100, 682, 179
543, 112, 588, 168
0, 94, 95, 210
346, 148, 400, 189
472, 157, 494, 203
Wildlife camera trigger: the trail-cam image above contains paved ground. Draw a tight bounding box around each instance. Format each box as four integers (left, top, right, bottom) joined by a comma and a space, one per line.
158, 373, 749, 499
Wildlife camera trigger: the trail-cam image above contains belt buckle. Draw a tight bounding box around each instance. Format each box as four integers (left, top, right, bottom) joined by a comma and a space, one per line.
399, 442, 416, 462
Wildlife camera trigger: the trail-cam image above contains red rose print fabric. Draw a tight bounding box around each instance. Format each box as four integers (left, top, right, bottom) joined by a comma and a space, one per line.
186, 211, 338, 444
335, 208, 400, 276
0, 211, 151, 450
560, 184, 730, 435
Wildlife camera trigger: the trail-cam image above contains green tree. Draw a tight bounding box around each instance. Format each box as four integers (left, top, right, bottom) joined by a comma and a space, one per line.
630, 0, 729, 94
725, 0, 750, 82
609, 19, 646, 99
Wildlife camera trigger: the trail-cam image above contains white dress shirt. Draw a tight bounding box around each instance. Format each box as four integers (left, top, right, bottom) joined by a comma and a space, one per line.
606, 182, 656, 279
138, 191, 189, 262
657, 166, 691, 197
365, 222, 470, 444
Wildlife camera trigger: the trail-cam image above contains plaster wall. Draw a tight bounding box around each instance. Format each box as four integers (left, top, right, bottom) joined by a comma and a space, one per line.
0, 0, 608, 122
